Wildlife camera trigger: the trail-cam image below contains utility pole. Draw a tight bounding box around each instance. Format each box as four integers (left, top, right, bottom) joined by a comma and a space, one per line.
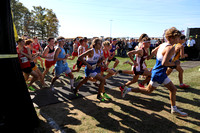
110, 20, 113, 38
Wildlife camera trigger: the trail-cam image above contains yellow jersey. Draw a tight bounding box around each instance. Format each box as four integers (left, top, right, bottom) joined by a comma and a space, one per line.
172, 43, 182, 62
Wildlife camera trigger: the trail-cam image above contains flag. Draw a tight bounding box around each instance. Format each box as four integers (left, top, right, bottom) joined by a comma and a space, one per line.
11, 11, 18, 41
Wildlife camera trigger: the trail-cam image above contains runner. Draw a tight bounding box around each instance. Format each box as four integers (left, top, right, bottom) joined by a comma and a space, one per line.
101, 41, 116, 79
25, 39, 47, 88
68, 37, 79, 69
120, 27, 188, 117
42, 37, 56, 79
72, 38, 86, 72
166, 35, 190, 88
106, 38, 119, 70
119, 37, 152, 91
16, 38, 38, 90
50, 37, 74, 91
32, 36, 44, 69
73, 38, 108, 101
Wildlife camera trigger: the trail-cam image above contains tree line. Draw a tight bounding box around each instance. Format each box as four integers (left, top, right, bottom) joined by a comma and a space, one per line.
11, 0, 59, 40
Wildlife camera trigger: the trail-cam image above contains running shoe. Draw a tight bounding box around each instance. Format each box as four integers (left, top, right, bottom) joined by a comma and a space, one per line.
103, 93, 111, 99
73, 89, 79, 96
73, 64, 76, 69
122, 87, 129, 98
28, 86, 36, 91
97, 95, 105, 102
123, 60, 130, 64
138, 83, 145, 88
180, 84, 190, 88
171, 108, 188, 117
111, 68, 116, 72
119, 86, 124, 97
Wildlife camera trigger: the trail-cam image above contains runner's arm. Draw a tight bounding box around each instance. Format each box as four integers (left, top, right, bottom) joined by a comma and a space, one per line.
147, 45, 160, 60
78, 49, 93, 69
180, 45, 188, 58
162, 46, 180, 67
127, 49, 142, 65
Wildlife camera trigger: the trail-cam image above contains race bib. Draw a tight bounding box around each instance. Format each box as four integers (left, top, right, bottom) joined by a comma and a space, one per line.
21, 57, 28, 63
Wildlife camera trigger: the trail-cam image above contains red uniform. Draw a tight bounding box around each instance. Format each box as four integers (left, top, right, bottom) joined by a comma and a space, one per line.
32, 43, 40, 54
17, 46, 31, 69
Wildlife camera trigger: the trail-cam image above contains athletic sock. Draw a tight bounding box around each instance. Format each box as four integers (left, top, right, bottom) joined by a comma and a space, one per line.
171, 106, 177, 111
70, 79, 74, 88
180, 83, 183, 86
127, 87, 132, 92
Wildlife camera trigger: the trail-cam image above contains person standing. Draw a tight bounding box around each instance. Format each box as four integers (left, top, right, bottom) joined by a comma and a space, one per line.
186, 36, 196, 59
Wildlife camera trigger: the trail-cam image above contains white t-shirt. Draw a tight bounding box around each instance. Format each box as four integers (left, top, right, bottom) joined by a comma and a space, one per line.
187, 39, 195, 47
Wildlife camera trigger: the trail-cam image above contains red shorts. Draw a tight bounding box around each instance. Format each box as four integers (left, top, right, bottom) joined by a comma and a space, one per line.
72, 52, 78, 56
45, 60, 56, 69
101, 66, 108, 72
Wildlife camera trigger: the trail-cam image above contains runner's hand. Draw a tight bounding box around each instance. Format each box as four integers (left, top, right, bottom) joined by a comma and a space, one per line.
87, 64, 92, 69
174, 60, 180, 66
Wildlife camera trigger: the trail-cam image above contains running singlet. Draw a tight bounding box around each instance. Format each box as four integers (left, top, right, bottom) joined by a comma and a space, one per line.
17, 46, 31, 69
109, 44, 116, 56
85, 48, 101, 77
55, 47, 68, 67
78, 45, 86, 56
103, 49, 109, 59
151, 43, 173, 84
46, 45, 55, 61
172, 43, 182, 62
32, 43, 40, 54
133, 48, 148, 75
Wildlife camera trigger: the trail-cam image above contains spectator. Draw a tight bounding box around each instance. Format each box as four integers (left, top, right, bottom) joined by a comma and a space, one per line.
186, 36, 196, 60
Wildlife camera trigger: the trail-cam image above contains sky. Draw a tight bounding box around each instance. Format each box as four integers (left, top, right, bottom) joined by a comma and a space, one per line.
19, 0, 200, 38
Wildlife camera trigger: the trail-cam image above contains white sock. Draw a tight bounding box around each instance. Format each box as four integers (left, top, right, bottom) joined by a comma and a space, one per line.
171, 106, 177, 111
70, 79, 74, 88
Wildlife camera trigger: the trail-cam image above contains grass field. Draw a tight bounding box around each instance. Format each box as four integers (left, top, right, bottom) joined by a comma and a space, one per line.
35, 57, 200, 133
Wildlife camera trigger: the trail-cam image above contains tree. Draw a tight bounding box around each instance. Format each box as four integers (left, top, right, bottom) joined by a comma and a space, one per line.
11, 0, 59, 39
45, 9, 59, 37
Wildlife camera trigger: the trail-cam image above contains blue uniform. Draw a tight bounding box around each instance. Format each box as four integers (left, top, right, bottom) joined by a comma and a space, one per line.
150, 43, 173, 87
55, 47, 71, 76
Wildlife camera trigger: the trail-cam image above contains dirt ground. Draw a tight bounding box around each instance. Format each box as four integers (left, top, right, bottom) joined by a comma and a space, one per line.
36, 86, 200, 133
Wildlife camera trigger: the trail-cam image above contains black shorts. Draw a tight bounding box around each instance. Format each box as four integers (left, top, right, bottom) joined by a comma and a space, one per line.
22, 67, 32, 74
108, 57, 117, 62
133, 67, 144, 75
77, 59, 84, 68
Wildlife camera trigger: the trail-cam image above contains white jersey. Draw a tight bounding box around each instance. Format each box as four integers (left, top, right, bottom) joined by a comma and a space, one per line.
86, 48, 100, 65
78, 45, 86, 56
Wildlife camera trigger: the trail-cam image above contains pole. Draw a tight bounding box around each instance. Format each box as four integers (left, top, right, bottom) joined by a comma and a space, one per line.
0, 0, 39, 132
110, 20, 113, 38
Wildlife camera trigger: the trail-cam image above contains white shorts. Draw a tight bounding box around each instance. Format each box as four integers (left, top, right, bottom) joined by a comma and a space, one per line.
149, 77, 171, 87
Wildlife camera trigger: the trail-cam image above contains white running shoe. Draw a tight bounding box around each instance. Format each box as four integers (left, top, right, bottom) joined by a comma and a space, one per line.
171, 108, 188, 117
122, 87, 129, 98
